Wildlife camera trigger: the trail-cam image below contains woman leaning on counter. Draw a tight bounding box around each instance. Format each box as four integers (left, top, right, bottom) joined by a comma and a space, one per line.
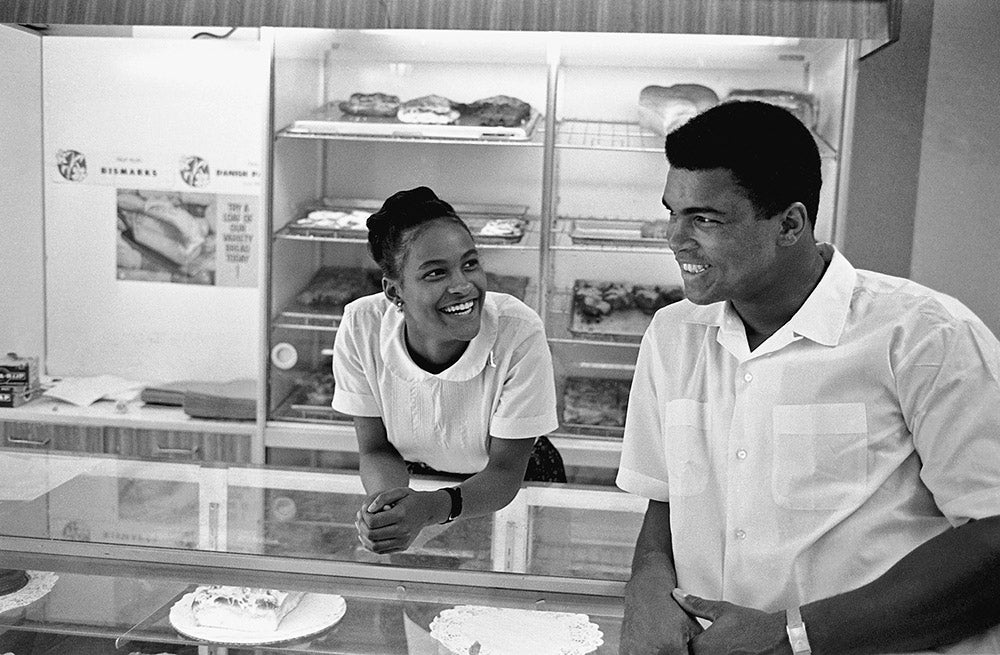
331, 186, 565, 554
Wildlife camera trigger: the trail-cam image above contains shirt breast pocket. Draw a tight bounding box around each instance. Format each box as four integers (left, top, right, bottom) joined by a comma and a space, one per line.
665, 399, 711, 497
772, 403, 869, 510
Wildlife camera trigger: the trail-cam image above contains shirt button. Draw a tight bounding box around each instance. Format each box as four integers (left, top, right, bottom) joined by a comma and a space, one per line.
743, 372, 753, 382
735, 529, 747, 540
736, 448, 748, 460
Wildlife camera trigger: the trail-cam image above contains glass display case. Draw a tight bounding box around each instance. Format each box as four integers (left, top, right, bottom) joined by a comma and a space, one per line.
264, 27, 859, 477
0, 3, 896, 472
0, 448, 640, 653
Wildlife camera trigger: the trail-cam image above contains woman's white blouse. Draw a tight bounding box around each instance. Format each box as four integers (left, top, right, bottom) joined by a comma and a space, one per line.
332, 292, 558, 473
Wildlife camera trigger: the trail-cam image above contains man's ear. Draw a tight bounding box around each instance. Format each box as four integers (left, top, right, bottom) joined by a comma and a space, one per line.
382, 277, 402, 306
777, 202, 810, 246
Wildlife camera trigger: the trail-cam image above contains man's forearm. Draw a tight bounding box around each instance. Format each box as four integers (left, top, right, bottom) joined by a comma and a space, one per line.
630, 500, 678, 579
804, 515, 1000, 655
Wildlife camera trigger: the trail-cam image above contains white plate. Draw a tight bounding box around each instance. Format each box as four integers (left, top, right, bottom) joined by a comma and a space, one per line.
169, 591, 346, 645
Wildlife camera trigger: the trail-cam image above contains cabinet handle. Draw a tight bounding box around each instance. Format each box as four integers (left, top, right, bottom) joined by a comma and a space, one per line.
6, 435, 51, 446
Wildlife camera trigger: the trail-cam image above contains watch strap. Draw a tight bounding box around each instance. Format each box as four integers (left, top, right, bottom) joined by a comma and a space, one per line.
786, 606, 812, 655
441, 486, 462, 524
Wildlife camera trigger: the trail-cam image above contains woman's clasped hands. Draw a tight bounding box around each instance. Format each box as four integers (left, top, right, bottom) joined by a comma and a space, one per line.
355, 486, 448, 554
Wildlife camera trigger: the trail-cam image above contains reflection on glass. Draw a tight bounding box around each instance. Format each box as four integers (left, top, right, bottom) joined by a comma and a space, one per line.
0, 451, 643, 580
529, 507, 642, 580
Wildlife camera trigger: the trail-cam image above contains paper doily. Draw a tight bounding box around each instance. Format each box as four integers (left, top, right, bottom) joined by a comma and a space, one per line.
429, 605, 604, 655
0, 571, 59, 614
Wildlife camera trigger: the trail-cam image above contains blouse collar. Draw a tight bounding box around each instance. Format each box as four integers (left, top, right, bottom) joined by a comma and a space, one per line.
380, 293, 500, 382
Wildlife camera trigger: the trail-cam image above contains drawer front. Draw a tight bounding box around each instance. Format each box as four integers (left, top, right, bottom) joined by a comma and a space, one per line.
1, 421, 105, 452
108, 427, 252, 463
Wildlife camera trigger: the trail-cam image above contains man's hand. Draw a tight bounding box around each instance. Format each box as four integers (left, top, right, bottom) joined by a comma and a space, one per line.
355, 487, 444, 554
620, 568, 702, 655
672, 589, 791, 655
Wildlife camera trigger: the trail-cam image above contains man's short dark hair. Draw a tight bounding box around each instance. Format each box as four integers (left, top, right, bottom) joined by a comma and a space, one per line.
665, 100, 822, 227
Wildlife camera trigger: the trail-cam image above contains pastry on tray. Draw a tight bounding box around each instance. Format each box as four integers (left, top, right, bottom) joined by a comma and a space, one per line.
293, 208, 371, 233
397, 94, 461, 125
295, 266, 382, 311
190, 585, 305, 632
297, 372, 335, 406
563, 377, 631, 427
725, 88, 817, 127
458, 94, 532, 127
633, 284, 684, 315
477, 218, 525, 241
338, 92, 401, 117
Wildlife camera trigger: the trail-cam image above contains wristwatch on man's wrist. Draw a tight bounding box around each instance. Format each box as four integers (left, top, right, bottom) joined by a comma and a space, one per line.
786, 606, 812, 655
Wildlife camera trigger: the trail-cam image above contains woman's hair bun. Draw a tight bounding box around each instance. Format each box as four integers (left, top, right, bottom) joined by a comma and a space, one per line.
367, 186, 468, 278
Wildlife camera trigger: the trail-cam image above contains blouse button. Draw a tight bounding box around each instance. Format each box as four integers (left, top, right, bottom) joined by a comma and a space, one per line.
736, 448, 748, 460
735, 529, 747, 540
743, 372, 753, 382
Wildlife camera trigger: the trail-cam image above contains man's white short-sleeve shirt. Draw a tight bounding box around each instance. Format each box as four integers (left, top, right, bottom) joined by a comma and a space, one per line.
617, 245, 1000, 653
333, 292, 558, 473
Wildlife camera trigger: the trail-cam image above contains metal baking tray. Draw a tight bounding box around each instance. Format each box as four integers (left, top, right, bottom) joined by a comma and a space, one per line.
283, 102, 541, 141
279, 198, 529, 245
568, 218, 671, 248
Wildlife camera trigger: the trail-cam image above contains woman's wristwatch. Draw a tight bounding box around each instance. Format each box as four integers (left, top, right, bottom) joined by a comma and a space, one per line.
441, 486, 463, 524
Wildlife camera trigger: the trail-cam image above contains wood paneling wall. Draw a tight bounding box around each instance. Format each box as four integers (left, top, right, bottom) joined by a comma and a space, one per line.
2, 0, 896, 39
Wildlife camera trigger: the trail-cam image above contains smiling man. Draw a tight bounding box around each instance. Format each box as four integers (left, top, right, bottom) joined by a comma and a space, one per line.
616, 101, 1000, 655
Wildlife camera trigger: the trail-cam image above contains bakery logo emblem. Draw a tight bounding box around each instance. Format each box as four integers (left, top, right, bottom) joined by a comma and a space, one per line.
180, 155, 210, 188
56, 149, 87, 181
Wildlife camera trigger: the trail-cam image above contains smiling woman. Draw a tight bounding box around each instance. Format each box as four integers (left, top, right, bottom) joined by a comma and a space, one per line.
330, 187, 564, 556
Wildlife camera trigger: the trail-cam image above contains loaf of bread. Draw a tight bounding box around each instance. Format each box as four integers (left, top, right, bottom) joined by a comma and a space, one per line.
190, 585, 305, 632
638, 84, 719, 136
724, 89, 817, 127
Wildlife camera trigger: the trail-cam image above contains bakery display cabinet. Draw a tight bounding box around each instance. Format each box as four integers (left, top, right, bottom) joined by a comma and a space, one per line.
0, 448, 638, 653
264, 26, 866, 479
543, 33, 854, 467
0, 2, 898, 474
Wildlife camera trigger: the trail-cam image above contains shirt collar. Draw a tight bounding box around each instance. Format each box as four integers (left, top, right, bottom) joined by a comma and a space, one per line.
784, 243, 855, 347
684, 243, 856, 351
380, 293, 500, 382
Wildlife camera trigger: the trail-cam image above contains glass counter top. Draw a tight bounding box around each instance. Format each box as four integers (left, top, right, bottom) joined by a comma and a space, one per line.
0, 449, 645, 591
0, 561, 624, 654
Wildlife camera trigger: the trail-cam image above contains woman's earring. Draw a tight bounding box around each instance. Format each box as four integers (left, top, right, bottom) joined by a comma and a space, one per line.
395, 299, 404, 312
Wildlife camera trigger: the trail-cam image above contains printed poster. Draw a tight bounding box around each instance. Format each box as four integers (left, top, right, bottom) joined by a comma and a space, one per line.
52, 149, 261, 287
